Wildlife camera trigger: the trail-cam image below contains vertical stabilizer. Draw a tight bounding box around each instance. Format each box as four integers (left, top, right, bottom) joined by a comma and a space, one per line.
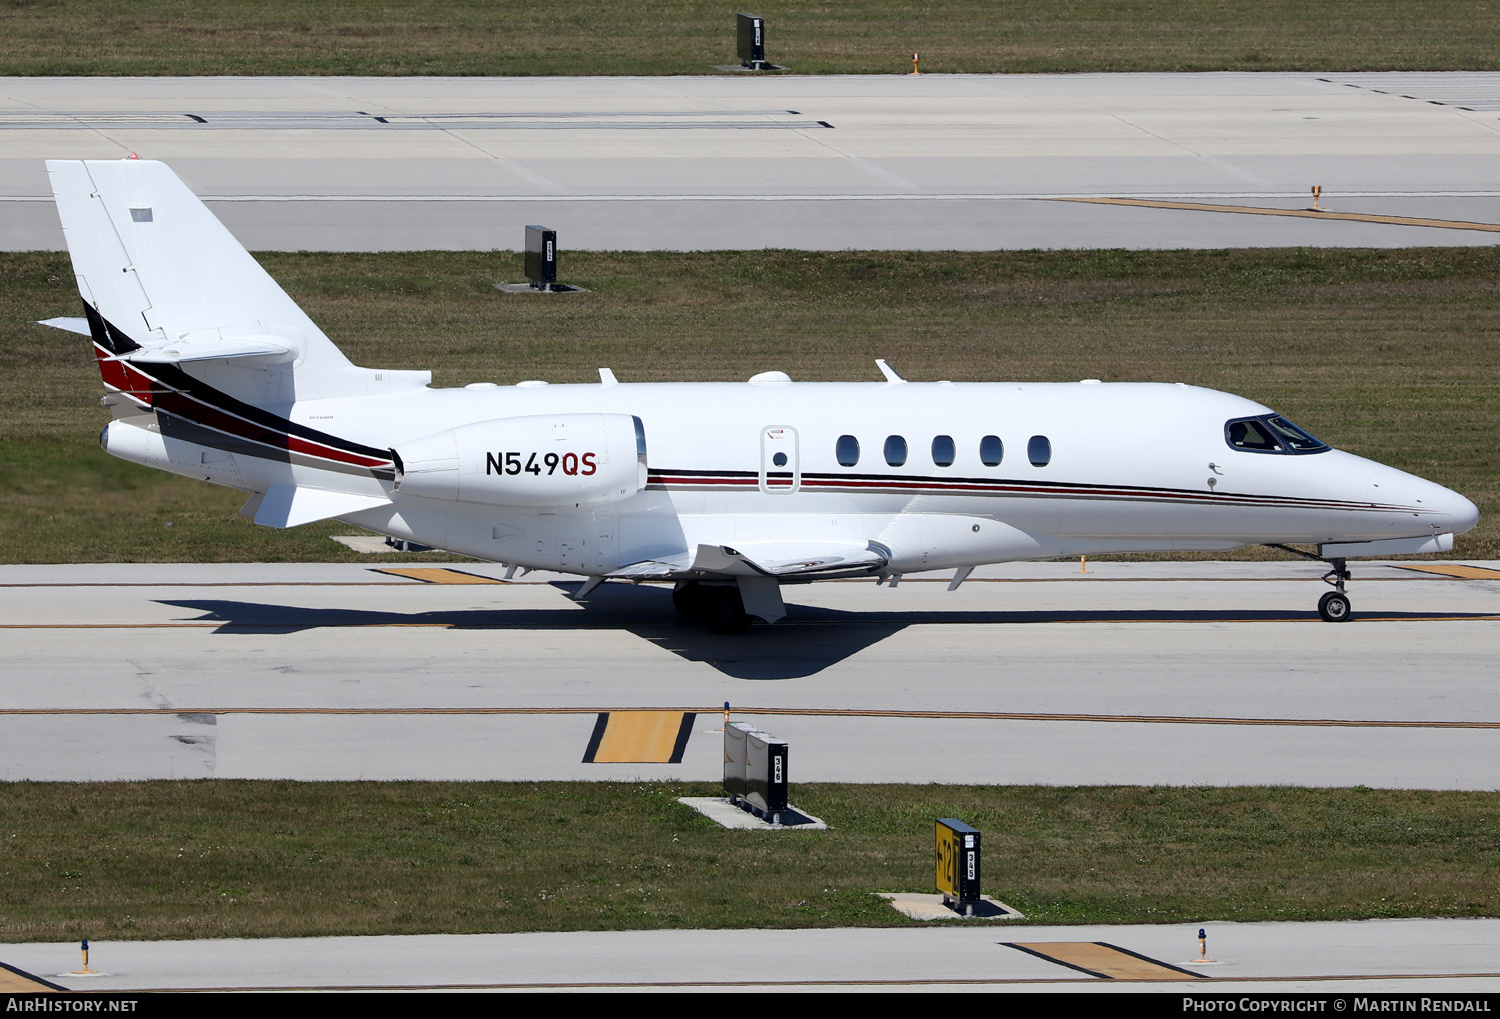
46, 158, 428, 403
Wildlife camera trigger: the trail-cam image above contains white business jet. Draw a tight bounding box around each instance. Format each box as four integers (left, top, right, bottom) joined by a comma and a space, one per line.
41, 159, 1479, 631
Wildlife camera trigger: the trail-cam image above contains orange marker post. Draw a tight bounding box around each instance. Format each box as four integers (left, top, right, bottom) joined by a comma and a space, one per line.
1312, 185, 1322, 211
913, 52, 920, 75
1079, 556, 1088, 574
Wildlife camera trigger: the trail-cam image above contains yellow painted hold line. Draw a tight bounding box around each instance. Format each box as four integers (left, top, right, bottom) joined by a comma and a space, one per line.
582, 710, 697, 764
372, 568, 504, 584
1006, 942, 1205, 981
1398, 564, 1500, 580
0, 961, 66, 992
1056, 196, 1500, 233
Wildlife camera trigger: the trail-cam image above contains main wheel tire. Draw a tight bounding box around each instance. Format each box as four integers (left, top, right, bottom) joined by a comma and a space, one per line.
706, 587, 752, 634
672, 582, 711, 621
1318, 591, 1352, 623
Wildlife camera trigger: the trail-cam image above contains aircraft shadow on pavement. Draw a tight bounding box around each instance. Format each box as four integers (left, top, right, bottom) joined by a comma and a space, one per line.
158, 584, 1491, 682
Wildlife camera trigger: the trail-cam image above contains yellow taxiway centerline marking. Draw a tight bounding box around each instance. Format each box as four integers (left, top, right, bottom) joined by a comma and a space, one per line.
1, 615, 1496, 630
0, 575, 1480, 587
1, 706, 1498, 729
1055, 196, 1500, 233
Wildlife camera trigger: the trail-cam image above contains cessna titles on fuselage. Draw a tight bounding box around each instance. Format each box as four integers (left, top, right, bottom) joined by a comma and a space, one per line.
41, 158, 1480, 633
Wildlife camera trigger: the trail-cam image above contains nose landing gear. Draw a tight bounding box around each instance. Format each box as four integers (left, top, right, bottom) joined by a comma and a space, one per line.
1266, 545, 1354, 623
1316, 558, 1352, 622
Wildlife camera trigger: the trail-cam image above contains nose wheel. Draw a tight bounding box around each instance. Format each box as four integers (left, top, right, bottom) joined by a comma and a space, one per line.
1265, 545, 1354, 623
1318, 590, 1351, 622
1317, 559, 1353, 622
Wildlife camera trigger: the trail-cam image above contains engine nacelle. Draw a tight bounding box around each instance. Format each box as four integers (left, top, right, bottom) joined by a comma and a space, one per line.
393, 413, 647, 507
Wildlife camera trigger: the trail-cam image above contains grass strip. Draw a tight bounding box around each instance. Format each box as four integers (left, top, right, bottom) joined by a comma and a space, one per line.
2, 247, 1496, 563
1, 1, 1499, 76
1, 782, 1497, 942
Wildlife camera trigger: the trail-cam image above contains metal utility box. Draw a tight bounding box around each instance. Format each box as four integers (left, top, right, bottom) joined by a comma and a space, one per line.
524, 225, 557, 289
724, 721, 789, 820
935, 818, 982, 915
737, 13, 766, 69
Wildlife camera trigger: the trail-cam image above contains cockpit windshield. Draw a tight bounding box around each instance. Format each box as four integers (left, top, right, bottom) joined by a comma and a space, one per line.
1224, 414, 1329, 455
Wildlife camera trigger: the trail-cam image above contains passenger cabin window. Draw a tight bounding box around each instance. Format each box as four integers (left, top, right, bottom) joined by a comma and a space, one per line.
1225, 415, 1329, 455
884, 435, 907, 467
1028, 435, 1051, 467
931, 435, 955, 467
979, 435, 1003, 466
836, 434, 860, 466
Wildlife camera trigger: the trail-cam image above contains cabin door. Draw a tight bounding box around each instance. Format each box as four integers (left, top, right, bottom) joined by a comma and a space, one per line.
759, 426, 800, 494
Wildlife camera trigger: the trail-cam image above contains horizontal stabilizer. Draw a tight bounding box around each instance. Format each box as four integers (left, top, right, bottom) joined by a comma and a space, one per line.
37, 317, 91, 336
125, 334, 292, 364
252, 485, 392, 529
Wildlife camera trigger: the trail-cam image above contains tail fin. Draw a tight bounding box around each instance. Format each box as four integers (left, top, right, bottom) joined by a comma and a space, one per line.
46, 158, 427, 403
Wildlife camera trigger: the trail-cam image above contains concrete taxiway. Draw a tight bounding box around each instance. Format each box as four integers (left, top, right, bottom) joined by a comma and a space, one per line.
1, 559, 1496, 787
3, 918, 1500, 991
7, 72, 1500, 250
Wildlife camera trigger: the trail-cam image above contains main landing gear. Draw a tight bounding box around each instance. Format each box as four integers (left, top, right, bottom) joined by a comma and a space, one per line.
672, 581, 752, 634
1266, 544, 1353, 623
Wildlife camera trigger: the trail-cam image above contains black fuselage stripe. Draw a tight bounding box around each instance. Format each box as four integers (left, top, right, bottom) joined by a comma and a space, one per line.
646, 470, 1385, 512
88, 303, 390, 462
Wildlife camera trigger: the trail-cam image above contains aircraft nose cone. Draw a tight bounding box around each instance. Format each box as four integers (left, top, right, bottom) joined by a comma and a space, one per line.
1447, 490, 1480, 535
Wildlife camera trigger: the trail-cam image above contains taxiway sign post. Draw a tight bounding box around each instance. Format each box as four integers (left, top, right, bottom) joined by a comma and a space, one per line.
524, 225, 558, 291
936, 818, 982, 916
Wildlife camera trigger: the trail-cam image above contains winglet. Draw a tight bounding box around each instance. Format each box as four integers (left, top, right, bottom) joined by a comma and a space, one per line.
876, 359, 906, 383
598, 368, 618, 385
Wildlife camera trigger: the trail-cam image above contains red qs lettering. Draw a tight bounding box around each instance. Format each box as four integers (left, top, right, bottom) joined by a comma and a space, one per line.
562, 452, 579, 476
581, 452, 597, 475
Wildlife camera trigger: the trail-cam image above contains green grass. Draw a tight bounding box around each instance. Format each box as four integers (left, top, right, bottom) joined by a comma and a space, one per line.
2, 248, 1496, 564
2, 782, 1497, 941
2, 1, 1499, 76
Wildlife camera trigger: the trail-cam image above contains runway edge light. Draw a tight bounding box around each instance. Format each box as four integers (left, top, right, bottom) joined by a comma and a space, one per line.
935, 818, 982, 916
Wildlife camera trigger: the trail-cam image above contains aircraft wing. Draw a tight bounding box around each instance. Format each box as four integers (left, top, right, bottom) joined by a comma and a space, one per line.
611, 540, 889, 581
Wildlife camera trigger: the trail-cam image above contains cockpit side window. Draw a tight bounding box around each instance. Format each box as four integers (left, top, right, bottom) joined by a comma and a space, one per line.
1225, 414, 1329, 455
1264, 415, 1329, 453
